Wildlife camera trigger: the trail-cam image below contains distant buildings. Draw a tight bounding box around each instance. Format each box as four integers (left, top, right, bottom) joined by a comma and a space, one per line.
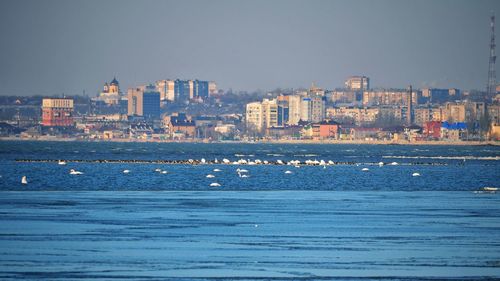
345, 76, 370, 91
95, 78, 123, 105
155, 79, 216, 103
41, 98, 74, 127
127, 85, 161, 120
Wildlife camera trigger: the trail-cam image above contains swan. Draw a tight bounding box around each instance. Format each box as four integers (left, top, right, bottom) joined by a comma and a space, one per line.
206, 174, 215, 178
412, 172, 420, 177
213, 168, 221, 172
240, 174, 249, 178
389, 162, 399, 166
154, 168, 162, 172
284, 170, 293, 174
123, 169, 130, 174
378, 162, 384, 167
276, 159, 284, 165
210, 182, 221, 187
222, 158, 230, 164
362, 168, 370, 171
21, 176, 28, 184
263, 160, 269, 164
69, 169, 83, 175
58, 160, 67, 165
161, 170, 168, 174
201, 158, 206, 164
237, 168, 248, 173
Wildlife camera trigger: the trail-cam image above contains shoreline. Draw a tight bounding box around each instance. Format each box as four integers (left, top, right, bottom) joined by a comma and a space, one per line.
1, 136, 498, 146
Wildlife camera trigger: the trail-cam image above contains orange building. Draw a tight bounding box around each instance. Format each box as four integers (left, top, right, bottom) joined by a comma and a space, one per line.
312, 120, 340, 140
41, 98, 74, 127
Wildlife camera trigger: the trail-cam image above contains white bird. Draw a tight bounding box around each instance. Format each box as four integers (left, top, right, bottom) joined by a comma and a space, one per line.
69, 169, 83, 175
21, 176, 28, 184
58, 160, 67, 165
276, 159, 284, 165
155, 168, 162, 172
237, 168, 248, 173
240, 174, 249, 178
285, 170, 293, 174
389, 162, 399, 166
295, 165, 300, 168
123, 169, 130, 174
378, 162, 384, 167
161, 170, 168, 174
214, 158, 219, 164
362, 168, 370, 171
210, 182, 221, 187
263, 160, 269, 164
206, 174, 215, 178
412, 172, 421, 177
222, 158, 230, 164
201, 158, 206, 164
213, 168, 221, 172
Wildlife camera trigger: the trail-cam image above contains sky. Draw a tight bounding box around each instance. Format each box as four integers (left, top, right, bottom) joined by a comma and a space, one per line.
0, 0, 499, 96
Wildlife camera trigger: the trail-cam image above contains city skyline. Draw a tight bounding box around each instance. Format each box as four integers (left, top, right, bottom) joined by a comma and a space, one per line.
0, 0, 499, 96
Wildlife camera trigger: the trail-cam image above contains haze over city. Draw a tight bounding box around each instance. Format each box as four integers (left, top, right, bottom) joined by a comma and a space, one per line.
0, 0, 499, 96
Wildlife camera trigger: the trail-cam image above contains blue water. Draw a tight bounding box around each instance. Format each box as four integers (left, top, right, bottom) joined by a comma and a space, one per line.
0, 141, 499, 280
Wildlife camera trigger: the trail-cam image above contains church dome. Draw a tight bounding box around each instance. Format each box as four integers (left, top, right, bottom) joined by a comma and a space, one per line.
110, 77, 119, 85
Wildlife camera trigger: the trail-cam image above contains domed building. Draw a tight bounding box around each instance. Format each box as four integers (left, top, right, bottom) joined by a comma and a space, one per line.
97, 77, 122, 105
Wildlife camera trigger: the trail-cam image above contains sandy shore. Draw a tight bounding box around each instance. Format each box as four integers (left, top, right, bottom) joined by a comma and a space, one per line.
1, 136, 498, 146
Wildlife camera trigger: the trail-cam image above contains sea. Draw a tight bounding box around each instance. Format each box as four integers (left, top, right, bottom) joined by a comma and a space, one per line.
0, 140, 499, 280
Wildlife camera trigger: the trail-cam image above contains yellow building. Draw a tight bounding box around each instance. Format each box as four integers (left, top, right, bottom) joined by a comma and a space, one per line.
97, 78, 122, 105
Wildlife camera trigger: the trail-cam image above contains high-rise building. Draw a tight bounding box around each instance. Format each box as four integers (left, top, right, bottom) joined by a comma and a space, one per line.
261, 99, 278, 129
288, 95, 302, 125
174, 79, 193, 102
127, 85, 161, 119
193, 80, 209, 100
246, 102, 263, 131
310, 95, 326, 123
41, 98, 74, 127
345, 76, 370, 91
156, 80, 175, 101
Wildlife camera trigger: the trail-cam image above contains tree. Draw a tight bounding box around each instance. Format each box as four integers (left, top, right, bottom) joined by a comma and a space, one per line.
479, 109, 492, 140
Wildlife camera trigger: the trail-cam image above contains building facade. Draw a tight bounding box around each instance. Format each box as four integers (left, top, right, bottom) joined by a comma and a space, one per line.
127, 85, 161, 119
41, 98, 74, 127
345, 76, 370, 91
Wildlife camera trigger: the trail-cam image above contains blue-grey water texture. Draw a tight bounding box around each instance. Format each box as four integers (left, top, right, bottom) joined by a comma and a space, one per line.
0, 141, 499, 280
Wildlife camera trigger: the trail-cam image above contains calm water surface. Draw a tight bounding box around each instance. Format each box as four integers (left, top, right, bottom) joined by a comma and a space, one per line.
0, 141, 499, 280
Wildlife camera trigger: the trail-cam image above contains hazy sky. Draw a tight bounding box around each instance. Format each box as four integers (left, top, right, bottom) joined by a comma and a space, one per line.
0, 0, 499, 96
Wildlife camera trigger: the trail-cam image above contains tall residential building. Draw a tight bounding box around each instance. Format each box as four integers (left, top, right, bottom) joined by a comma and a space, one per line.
246, 102, 263, 131
127, 85, 161, 119
345, 76, 370, 91
174, 79, 193, 102
41, 98, 74, 127
288, 95, 302, 125
261, 99, 278, 129
156, 80, 175, 101
192, 80, 209, 100
310, 95, 326, 123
